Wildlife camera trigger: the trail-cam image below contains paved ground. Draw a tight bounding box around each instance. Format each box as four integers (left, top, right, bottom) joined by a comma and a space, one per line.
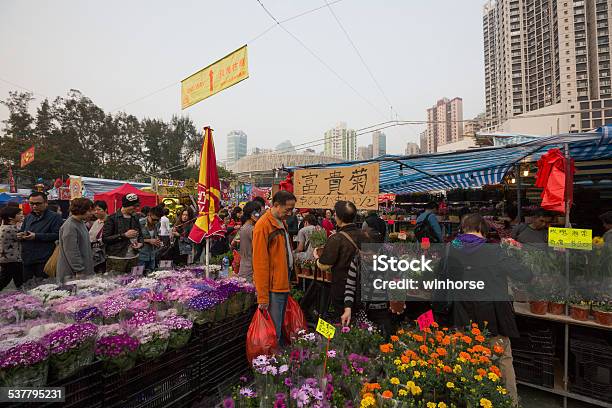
518, 385, 600, 408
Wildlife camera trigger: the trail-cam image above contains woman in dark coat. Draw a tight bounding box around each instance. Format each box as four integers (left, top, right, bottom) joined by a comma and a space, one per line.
441, 213, 532, 405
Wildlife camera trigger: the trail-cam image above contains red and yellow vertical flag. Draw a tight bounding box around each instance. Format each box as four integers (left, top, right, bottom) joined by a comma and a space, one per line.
20, 146, 35, 168
188, 127, 223, 244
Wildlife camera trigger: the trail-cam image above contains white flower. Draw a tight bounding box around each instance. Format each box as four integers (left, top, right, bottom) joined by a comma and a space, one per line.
127, 278, 158, 289
148, 270, 176, 280
279, 364, 289, 374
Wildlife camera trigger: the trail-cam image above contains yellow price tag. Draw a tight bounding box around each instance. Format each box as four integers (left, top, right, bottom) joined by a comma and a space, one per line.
548, 227, 592, 251
316, 318, 336, 339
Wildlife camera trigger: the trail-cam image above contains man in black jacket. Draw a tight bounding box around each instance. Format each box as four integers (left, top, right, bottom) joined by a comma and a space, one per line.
442, 213, 532, 404
362, 210, 387, 243
103, 194, 143, 274
19, 192, 63, 283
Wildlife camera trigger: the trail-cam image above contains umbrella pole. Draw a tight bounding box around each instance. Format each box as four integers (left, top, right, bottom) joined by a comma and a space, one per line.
205, 238, 210, 278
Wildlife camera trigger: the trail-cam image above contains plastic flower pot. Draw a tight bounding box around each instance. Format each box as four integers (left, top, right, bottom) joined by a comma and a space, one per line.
569, 304, 590, 321
48, 339, 95, 381
138, 338, 168, 361
529, 301, 548, 315
548, 302, 566, 315
592, 309, 612, 326
0, 360, 48, 387
168, 329, 192, 350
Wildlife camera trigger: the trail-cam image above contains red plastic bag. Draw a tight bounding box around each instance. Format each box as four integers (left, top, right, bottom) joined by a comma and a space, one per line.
282, 296, 307, 343
232, 249, 241, 275
246, 308, 278, 364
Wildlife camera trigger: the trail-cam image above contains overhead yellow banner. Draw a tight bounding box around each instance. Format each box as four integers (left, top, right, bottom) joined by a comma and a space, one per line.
294, 163, 380, 210
548, 227, 592, 250
181, 45, 249, 109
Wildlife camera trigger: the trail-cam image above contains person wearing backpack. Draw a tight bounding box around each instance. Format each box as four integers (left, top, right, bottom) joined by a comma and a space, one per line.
362, 210, 387, 243
315, 201, 366, 323
415, 202, 443, 243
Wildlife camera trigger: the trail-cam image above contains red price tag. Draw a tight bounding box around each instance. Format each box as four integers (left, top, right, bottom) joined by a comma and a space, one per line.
417, 310, 434, 331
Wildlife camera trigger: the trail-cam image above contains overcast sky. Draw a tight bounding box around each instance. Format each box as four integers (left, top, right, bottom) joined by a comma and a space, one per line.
0, 0, 486, 160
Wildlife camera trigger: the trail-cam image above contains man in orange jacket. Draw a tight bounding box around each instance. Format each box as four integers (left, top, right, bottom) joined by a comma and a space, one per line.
252, 190, 296, 344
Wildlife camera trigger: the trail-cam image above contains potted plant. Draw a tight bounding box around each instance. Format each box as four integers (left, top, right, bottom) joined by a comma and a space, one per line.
547, 294, 566, 315
527, 280, 549, 315
309, 228, 328, 249
592, 301, 612, 326
568, 295, 590, 321
294, 260, 303, 276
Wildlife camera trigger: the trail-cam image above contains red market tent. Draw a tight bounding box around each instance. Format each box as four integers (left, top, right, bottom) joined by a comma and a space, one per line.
94, 183, 157, 214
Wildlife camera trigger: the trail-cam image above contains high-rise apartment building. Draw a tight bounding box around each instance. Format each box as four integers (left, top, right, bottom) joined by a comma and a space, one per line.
483, 0, 612, 133
419, 131, 430, 154
357, 145, 373, 160
425, 97, 464, 152
372, 131, 387, 157
324, 122, 357, 161
405, 142, 420, 155
227, 130, 247, 166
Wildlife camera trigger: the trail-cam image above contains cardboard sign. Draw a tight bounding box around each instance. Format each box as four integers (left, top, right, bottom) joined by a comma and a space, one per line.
131, 265, 145, 276
416, 310, 434, 331
316, 318, 336, 339
294, 163, 379, 210
548, 227, 592, 251
159, 260, 173, 269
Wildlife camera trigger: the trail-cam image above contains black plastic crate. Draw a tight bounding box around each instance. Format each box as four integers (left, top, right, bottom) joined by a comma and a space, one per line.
5, 361, 103, 408
513, 350, 555, 389
569, 339, 612, 403
102, 340, 200, 408
512, 324, 555, 356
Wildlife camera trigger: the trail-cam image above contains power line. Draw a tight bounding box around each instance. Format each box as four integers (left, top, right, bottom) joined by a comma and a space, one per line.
255, 0, 387, 119
323, 0, 394, 116
0, 78, 49, 99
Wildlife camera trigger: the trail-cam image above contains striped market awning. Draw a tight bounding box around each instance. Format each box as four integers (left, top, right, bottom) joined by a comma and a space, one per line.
290, 125, 612, 194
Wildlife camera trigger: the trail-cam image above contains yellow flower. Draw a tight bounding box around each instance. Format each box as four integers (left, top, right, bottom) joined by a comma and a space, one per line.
390, 377, 400, 385
407, 381, 415, 388
457, 357, 467, 363
497, 385, 508, 395
487, 372, 499, 382
474, 375, 483, 381
398, 389, 408, 396
413, 371, 421, 378
394, 359, 401, 365
437, 362, 444, 368
453, 364, 462, 374
360, 395, 376, 408
438, 403, 448, 408
427, 402, 437, 408
480, 398, 492, 408
410, 360, 417, 367
446, 382, 455, 389
460, 377, 467, 382
419, 360, 428, 367
399, 364, 408, 372
411, 386, 422, 396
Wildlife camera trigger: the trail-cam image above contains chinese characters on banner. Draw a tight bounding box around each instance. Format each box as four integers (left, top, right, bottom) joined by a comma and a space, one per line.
181, 45, 249, 109
294, 163, 380, 210
548, 227, 592, 250
20, 146, 35, 168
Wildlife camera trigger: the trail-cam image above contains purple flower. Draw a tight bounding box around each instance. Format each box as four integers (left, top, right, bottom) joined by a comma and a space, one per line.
327, 350, 336, 358
126, 309, 156, 327
325, 382, 334, 400
239, 387, 256, 398
95, 334, 139, 358
284, 377, 293, 387
341, 326, 350, 333
239, 376, 247, 383
274, 393, 287, 408
186, 292, 223, 311
0, 341, 48, 369
223, 398, 235, 408
42, 323, 97, 355
74, 306, 102, 322
341, 363, 351, 376
279, 364, 289, 374
162, 316, 193, 331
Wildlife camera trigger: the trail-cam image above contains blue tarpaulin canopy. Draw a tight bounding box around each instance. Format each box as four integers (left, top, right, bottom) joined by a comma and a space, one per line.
290, 125, 612, 194
0, 192, 26, 204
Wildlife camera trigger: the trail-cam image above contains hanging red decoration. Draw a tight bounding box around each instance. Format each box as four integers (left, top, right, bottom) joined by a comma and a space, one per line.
279, 172, 293, 193
65, 178, 70, 187
534, 148, 575, 214
54, 178, 62, 188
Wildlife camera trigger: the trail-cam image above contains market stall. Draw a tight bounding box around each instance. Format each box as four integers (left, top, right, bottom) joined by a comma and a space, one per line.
94, 183, 158, 214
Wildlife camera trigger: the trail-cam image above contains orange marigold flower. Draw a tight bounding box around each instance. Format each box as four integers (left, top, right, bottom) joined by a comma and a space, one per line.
475, 335, 485, 343
442, 327, 449, 331
423, 327, 432, 334
490, 366, 501, 377
471, 328, 481, 336
429, 338, 435, 344
397, 329, 405, 335
391, 335, 399, 342
493, 345, 504, 355
479, 356, 491, 364
401, 355, 410, 364
481, 347, 491, 356
436, 347, 447, 356
380, 344, 393, 353
462, 336, 472, 344
431, 322, 439, 328
413, 334, 424, 343
430, 352, 439, 360
477, 368, 487, 377
472, 345, 482, 353
472, 323, 478, 328
442, 336, 451, 346
419, 345, 429, 354
459, 351, 471, 360
443, 365, 452, 373
435, 367, 441, 374
382, 390, 393, 399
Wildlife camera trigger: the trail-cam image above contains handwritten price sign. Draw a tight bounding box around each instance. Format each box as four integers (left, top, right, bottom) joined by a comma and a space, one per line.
548, 227, 592, 251
316, 318, 336, 339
